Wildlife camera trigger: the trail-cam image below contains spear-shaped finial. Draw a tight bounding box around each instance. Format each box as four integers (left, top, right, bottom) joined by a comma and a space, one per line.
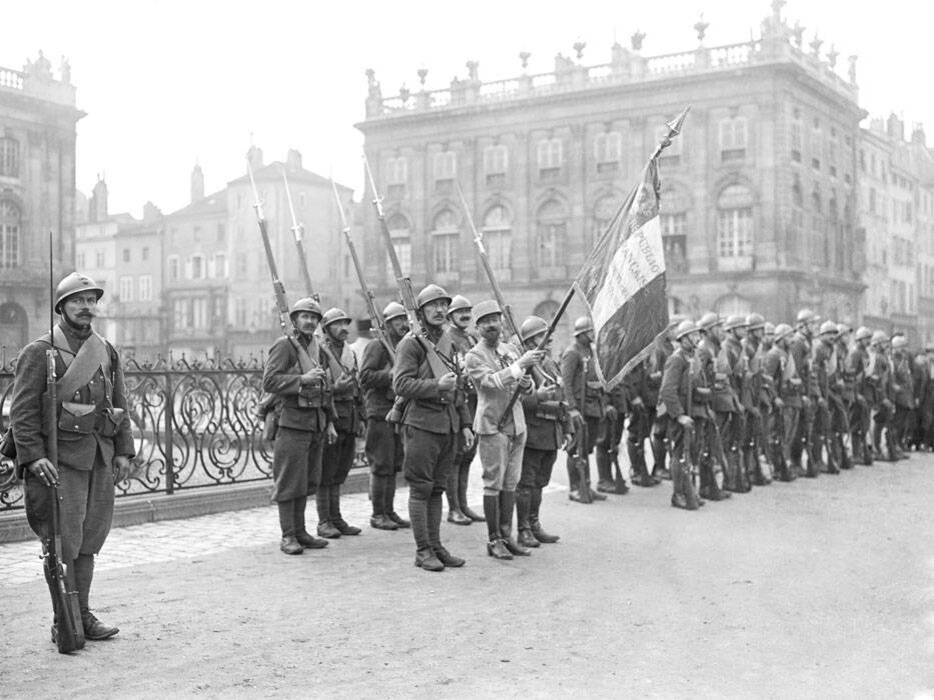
651, 106, 691, 160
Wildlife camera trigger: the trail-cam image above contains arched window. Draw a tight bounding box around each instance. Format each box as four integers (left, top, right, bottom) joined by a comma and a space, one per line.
716, 185, 754, 270
536, 200, 566, 271
386, 213, 411, 278
594, 132, 621, 173
482, 205, 511, 275
431, 209, 459, 275
0, 138, 18, 178
660, 184, 690, 274
0, 200, 21, 269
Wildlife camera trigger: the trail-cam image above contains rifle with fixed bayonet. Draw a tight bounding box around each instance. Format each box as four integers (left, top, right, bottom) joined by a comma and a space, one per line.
248, 159, 293, 335
43, 231, 85, 653
282, 169, 319, 302
331, 177, 395, 361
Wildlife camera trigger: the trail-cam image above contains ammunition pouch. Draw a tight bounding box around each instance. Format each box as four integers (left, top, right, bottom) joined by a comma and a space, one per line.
536, 400, 568, 422
693, 387, 712, 403
58, 402, 97, 435
96, 407, 126, 438
297, 379, 328, 409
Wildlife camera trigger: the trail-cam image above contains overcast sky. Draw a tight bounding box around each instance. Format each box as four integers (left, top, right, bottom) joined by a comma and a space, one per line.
4, 0, 931, 217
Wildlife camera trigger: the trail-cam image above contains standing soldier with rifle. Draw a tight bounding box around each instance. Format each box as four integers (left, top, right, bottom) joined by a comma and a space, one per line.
360, 301, 411, 531
561, 317, 608, 503
466, 301, 543, 560
516, 316, 568, 547
445, 295, 483, 525
393, 285, 474, 572
660, 320, 703, 510
317, 308, 365, 538
763, 323, 798, 481
847, 326, 875, 464
262, 298, 335, 555
11, 272, 135, 645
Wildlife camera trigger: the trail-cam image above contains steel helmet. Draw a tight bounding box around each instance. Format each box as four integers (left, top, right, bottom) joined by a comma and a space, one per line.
796, 308, 816, 324
447, 295, 472, 315
697, 312, 721, 331
763, 322, 776, 335
519, 316, 549, 343
289, 297, 322, 320
836, 322, 852, 336
382, 301, 406, 322
818, 320, 838, 336
573, 316, 594, 336
746, 313, 765, 330
723, 314, 748, 331
773, 323, 794, 341
891, 335, 908, 350
870, 330, 888, 346
472, 299, 501, 325
416, 284, 451, 309
321, 307, 352, 328
54, 272, 104, 313
854, 326, 872, 342
674, 319, 699, 340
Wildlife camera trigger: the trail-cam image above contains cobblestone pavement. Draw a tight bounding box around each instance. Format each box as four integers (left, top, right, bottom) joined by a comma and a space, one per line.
3, 454, 934, 698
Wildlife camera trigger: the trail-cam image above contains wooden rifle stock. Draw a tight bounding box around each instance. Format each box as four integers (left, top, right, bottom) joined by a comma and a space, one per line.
282, 169, 319, 301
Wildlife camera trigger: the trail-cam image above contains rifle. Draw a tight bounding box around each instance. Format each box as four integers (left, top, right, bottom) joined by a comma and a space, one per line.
282, 169, 319, 301
331, 177, 395, 361
575, 355, 593, 503
43, 231, 84, 653
247, 159, 292, 335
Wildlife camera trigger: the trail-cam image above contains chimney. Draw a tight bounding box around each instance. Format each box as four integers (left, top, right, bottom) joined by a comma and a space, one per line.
912, 123, 927, 147
286, 148, 303, 171
190, 164, 204, 202
247, 144, 263, 172
142, 201, 162, 223
89, 175, 108, 222
887, 112, 904, 141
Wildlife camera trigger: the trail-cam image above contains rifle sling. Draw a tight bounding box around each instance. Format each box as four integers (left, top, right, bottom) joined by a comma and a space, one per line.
290, 335, 319, 374
52, 327, 111, 401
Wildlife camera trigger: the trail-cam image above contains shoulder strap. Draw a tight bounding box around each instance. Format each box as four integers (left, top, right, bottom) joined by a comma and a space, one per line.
55, 329, 111, 400
289, 335, 318, 374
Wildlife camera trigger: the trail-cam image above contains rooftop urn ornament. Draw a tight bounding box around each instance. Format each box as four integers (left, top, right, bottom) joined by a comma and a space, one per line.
573, 40, 586, 60
519, 51, 531, 71
792, 21, 804, 48
810, 34, 823, 56
694, 14, 709, 43
417, 68, 428, 89
827, 44, 838, 68
631, 29, 645, 51
771, 0, 785, 20
848, 55, 858, 84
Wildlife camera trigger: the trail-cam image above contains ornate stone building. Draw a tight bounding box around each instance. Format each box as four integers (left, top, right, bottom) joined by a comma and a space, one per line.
356, 3, 866, 343
0, 52, 83, 359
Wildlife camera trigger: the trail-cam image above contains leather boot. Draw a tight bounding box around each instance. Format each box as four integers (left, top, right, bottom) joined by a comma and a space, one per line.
669, 456, 688, 509
515, 488, 540, 548
331, 485, 361, 536
446, 465, 471, 524
823, 435, 841, 474
629, 440, 656, 487
529, 487, 559, 543
73, 554, 119, 641
499, 491, 531, 556
701, 461, 730, 500
484, 494, 512, 560
650, 432, 667, 481
458, 463, 484, 521
681, 459, 701, 510
278, 500, 303, 553
595, 447, 615, 493
428, 492, 464, 567
804, 434, 821, 477
316, 487, 341, 538
410, 497, 443, 571
385, 475, 410, 528
735, 447, 751, 492
293, 496, 328, 549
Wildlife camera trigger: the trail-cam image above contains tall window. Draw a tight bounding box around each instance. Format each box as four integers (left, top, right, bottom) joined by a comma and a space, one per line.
168, 255, 180, 281
810, 118, 822, 171
482, 205, 512, 274
0, 200, 21, 268
119, 276, 133, 303
0, 138, 19, 177
192, 298, 207, 329
189, 254, 205, 280
212, 252, 227, 278
433, 151, 456, 182
536, 200, 566, 270
537, 138, 563, 179
387, 156, 407, 198
661, 213, 688, 273
95, 250, 105, 268
122, 248, 131, 263
719, 117, 748, 162
386, 213, 411, 279
717, 185, 754, 268
483, 145, 508, 186
138, 275, 152, 302
594, 132, 621, 173
232, 297, 246, 326
216, 223, 226, 241
791, 118, 803, 163
173, 298, 189, 330
431, 209, 459, 274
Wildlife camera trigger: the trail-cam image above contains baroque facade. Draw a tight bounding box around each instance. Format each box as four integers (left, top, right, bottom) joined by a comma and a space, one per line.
0, 52, 83, 359
355, 4, 866, 346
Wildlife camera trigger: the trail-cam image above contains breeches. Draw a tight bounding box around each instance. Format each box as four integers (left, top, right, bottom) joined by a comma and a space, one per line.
320, 429, 357, 486
402, 426, 456, 500
478, 431, 526, 494
270, 426, 324, 501
519, 446, 557, 490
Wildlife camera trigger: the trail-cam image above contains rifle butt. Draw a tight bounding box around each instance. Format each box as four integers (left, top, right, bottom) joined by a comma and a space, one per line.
45, 554, 85, 653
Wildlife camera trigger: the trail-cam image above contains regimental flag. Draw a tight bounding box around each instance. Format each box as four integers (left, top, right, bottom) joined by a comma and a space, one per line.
573, 158, 668, 389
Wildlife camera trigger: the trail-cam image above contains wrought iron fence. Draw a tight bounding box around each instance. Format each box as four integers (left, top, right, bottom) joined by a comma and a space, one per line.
0, 354, 366, 512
